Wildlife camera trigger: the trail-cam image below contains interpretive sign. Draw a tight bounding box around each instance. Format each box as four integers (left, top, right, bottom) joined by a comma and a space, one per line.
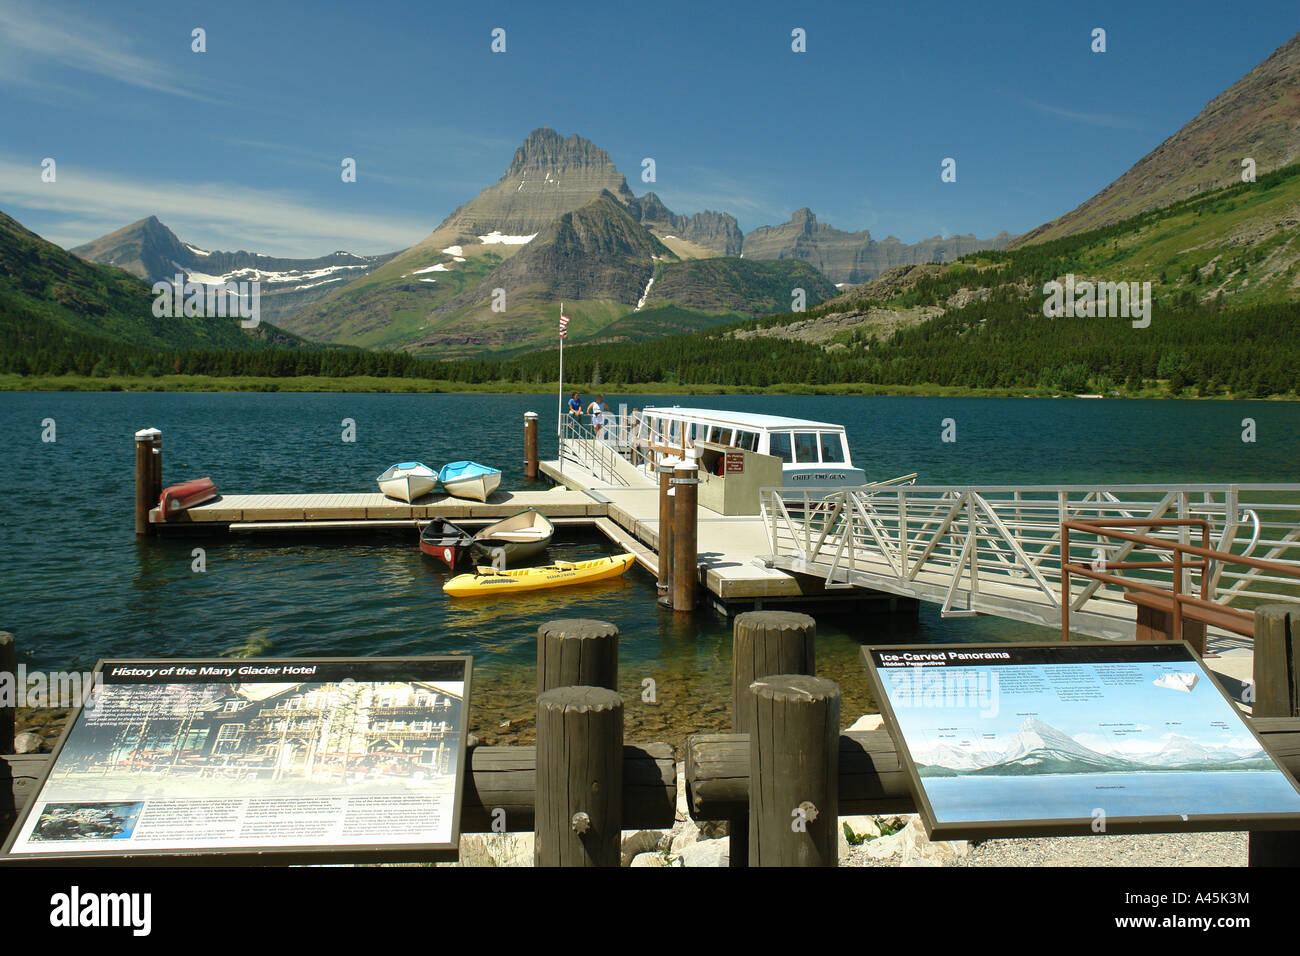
862, 642, 1300, 840
1, 656, 471, 864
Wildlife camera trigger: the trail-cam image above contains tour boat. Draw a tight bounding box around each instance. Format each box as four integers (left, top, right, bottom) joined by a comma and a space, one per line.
419, 518, 474, 571
633, 407, 867, 485
443, 553, 635, 597
438, 461, 502, 502
470, 509, 555, 564
377, 461, 438, 502
158, 477, 218, 514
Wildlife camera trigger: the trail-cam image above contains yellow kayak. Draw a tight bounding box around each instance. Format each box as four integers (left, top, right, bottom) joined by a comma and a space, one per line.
443, 553, 636, 597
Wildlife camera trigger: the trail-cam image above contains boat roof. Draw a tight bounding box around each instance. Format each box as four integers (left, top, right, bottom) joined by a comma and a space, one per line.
640, 406, 846, 431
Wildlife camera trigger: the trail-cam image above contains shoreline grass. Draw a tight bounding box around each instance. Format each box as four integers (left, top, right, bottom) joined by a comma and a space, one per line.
0, 373, 1295, 401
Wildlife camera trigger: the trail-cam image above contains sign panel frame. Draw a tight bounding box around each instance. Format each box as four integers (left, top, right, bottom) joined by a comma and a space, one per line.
1, 655, 472, 866
862, 641, 1300, 841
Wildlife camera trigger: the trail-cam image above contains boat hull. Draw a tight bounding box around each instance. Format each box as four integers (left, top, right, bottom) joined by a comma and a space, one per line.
159, 477, 218, 515
419, 519, 473, 571
443, 553, 635, 597
471, 537, 549, 563
378, 474, 438, 502
441, 471, 501, 502
469, 508, 555, 564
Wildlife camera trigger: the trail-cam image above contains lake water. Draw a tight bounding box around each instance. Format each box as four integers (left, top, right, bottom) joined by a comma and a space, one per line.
2, 392, 1297, 748
924, 770, 1300, 822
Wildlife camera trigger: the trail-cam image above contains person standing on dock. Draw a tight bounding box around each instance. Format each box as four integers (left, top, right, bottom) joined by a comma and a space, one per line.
587, 394, 605, 438
568, 392, 582, 417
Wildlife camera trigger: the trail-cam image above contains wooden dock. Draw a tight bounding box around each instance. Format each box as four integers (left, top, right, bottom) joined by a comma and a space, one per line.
150, 489, 606, 528
539, 459, 903, 614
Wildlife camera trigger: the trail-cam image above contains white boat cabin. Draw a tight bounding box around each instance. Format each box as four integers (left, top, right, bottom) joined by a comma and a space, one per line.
634, 406, 867, 486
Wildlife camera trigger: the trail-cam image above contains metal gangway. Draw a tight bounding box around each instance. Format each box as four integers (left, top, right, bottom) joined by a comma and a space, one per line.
762, 483, 1300, 641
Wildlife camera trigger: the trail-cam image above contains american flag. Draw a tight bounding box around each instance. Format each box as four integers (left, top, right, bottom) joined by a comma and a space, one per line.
559, 308, 569, 339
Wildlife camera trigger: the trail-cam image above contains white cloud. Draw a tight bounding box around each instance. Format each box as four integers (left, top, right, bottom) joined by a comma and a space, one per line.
0, 1, 219, 104
1021, 97, 1148, 131
0, 156, 431, 255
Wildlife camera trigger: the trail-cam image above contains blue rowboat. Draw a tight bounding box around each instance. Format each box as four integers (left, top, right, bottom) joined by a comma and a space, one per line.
438, 461, 502, 502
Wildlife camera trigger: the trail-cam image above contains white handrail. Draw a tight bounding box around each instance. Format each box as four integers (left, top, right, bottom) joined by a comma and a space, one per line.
761, 482, 1300, 638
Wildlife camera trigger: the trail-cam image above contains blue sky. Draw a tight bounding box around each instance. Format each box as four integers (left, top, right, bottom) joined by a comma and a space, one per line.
1, 0, 1295, 256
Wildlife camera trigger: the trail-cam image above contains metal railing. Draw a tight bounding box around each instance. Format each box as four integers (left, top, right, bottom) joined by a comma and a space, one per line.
559, 414, 635, 487
762, 483, 1300, 639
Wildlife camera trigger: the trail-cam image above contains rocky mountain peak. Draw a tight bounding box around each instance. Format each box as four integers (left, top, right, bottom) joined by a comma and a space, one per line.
505, 127, 625, 181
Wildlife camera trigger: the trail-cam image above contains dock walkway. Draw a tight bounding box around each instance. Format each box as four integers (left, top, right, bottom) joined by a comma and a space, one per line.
539, 458, 888, 613
150, 489, 605, 527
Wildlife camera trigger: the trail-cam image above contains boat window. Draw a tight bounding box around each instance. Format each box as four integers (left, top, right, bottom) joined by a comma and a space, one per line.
735, 430, 758, 452
819, 433, 845, 463
769, 432, 793, 463
794, 432, 819, 463
715, 428, 733, 446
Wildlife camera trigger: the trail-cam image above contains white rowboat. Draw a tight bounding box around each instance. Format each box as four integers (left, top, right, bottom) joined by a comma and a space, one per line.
377, 461, 438, 502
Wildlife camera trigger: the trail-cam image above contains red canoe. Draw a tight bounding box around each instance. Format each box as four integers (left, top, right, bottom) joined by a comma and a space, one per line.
159, 477, 218, 515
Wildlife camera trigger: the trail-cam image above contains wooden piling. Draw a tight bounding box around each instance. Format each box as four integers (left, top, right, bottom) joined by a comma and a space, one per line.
1249, 604, 1300, 866
133, 428, 158, 536
537, 619, 618, 695
656, 457, 676, 597
727, 610, 817, 866
672, 459, 699, 612
523, 411, 539, 480
0, 632, 14, 755
149, 430, 162, 505
536, 686, 624, 866
748, 674, 840, 866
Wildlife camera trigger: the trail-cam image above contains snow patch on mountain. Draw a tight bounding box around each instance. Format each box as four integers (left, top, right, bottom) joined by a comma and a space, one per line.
479, 231, 536, 245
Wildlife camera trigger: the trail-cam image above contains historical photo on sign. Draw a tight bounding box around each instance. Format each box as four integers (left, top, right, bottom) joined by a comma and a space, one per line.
864, 643, 1300, 839
3, 657, 470, 860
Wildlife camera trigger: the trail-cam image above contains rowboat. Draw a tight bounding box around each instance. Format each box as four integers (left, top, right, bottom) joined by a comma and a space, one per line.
159, 477, 218, 514
471, 509, 555, 564
438, 461, 501, 502
419, 518, 474, 571
443, 553, 635, 597
377, 461, 438, 502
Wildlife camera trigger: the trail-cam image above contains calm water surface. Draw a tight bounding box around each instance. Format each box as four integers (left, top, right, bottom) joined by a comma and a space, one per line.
2, 393, 1297, 746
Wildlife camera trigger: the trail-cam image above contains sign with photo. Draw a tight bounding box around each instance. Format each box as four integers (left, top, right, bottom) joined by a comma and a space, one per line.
2, 656, 472, 864
862, 642, 1300, 840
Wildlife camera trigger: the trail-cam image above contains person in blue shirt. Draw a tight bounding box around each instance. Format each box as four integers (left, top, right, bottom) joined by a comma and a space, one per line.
567, 393, 582, 416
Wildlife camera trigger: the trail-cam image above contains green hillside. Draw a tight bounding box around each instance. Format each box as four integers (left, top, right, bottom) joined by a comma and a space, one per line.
0, 210, 303, 352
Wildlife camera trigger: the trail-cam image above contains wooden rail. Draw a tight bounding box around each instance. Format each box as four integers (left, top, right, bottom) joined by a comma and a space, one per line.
1062, 518, 1300, 652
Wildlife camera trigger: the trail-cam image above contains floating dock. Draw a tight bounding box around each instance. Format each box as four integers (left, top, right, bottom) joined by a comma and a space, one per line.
538, 456, 904, 616
149, 489, 605, 528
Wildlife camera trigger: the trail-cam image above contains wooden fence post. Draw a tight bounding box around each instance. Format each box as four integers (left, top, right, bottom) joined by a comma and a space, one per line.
672, 460, 699, 612
523, 411, 539, 480
728, 611, 816, 867
537, 619, 618, 695
1250, 604, 1300, 866
535, 686, 624, 866
0, 632, 14, 755
748, 674, 840, 866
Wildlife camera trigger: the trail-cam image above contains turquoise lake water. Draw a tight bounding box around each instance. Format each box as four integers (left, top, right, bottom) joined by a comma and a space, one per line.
1, 392, 1296, 745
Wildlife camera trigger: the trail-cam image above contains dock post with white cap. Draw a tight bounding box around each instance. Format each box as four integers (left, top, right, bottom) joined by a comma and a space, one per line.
523, 411, 539, 480
656, 455, 678, 599
133, 427, 162, 536
672, 458, 699, 612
